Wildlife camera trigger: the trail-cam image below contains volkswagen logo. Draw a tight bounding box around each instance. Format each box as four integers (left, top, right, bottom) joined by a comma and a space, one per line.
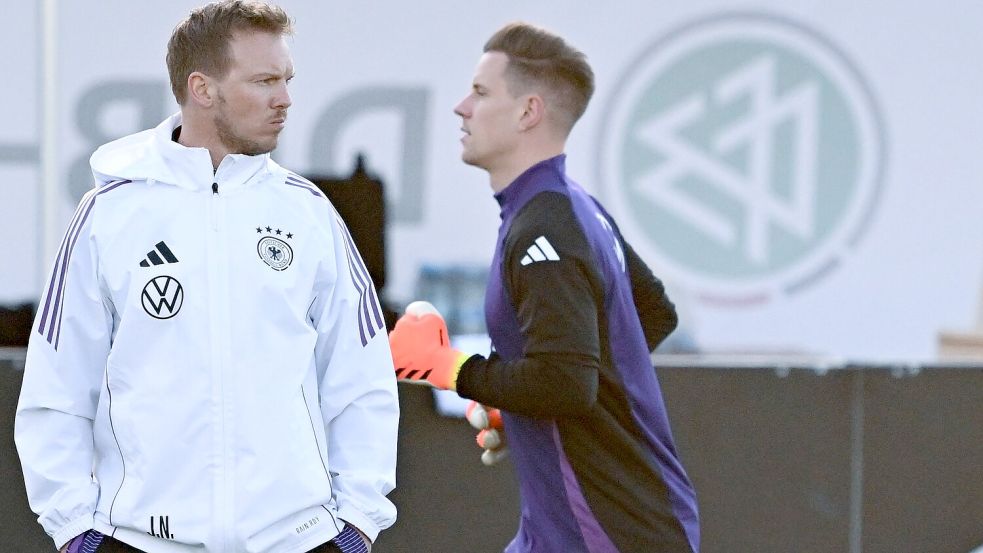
141, 275, 184, 319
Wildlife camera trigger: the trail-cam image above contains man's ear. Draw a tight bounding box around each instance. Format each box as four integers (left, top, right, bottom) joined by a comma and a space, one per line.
518, 94, 545, 132
187, 71, 215, 107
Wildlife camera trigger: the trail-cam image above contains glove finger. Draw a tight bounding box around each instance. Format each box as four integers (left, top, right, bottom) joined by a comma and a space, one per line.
390, 316, 447, 369
395, 306, 448, 335
476, 428, 503, 449
481, 447, 509, 466
391, 316, 435, 346
466, 403, 505, 431
486, 408, 503, 430
416, 314, 450, 347
405, 300, 441, 317
466, 401, 489, 430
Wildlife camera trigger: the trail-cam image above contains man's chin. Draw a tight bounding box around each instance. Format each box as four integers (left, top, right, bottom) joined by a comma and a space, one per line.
258, 137, 279, 154
461, 152, 483, 168
240, 140, 278, 156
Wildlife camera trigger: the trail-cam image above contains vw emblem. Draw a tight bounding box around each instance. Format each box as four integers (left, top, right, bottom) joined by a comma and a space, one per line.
141, 275, 184, 319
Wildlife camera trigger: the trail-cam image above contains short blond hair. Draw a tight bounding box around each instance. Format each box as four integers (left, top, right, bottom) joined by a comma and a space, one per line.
166, 0, 293, 105
484, 22, 595, 134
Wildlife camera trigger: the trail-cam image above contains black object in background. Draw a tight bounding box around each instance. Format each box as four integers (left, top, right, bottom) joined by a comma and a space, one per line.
307, 155, 397, 330
0, 303, 33, 347
308, 154, 386, 293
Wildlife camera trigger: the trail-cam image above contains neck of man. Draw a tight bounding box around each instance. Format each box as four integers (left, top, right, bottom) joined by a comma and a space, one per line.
488, 139, 565, 194
177, 109, 230, 171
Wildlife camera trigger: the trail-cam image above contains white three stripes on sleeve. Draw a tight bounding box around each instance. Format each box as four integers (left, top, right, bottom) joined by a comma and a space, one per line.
520, 236, 561, 266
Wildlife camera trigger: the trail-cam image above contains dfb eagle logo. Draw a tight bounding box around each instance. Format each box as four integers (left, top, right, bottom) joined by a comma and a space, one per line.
257, 236, 293, 271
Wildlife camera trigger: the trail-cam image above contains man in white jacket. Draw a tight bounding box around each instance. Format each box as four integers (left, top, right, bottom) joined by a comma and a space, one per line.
15, 2, 399, 552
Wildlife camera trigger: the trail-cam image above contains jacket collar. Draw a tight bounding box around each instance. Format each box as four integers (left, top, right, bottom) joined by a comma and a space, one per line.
90, 112, 273, 193
494, 154, 568, 220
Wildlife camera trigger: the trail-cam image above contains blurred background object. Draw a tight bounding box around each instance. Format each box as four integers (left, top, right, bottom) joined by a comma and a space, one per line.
5, 1, 983, 363
0, 304, 33, 348
937, 267, 983, 361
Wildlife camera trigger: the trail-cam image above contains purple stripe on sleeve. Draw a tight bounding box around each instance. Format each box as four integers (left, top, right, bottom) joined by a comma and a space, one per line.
285, 174, 325, 198
338, 221, 370, 346
286, 172, 315, 186
38, 178, 118, 336
337, 218, 385, 329
284, 172, 384, 344
338, 221, 377, 343
365, 277, 385, 329
352, 274, 375, 340
37, 187, 100, 337
42, 180, 130, 348
45, 197, 98, 343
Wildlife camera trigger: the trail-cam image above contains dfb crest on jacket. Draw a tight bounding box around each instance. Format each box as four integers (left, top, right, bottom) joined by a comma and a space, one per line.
258, 236, 293, 271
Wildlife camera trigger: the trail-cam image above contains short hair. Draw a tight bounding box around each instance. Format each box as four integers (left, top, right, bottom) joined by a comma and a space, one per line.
166, 0, 293, 105
484, 22, 595, 134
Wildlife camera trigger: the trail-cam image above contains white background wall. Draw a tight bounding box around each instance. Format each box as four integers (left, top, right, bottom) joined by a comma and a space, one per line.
2, 1, 982, 362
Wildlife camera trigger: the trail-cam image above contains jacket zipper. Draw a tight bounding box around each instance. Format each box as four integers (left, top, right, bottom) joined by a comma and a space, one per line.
208, 181, 234, 552
211, 183, 219, 231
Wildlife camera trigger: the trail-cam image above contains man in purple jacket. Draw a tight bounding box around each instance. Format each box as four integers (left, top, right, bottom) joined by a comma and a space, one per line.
390, 22, 700, 553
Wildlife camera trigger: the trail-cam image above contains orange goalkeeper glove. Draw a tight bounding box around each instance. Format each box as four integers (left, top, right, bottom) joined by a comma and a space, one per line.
466, 401, 509, 466
389, 301, 471, 390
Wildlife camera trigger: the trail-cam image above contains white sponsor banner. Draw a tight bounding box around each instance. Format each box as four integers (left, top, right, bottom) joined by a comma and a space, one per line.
2, 1, 982, 362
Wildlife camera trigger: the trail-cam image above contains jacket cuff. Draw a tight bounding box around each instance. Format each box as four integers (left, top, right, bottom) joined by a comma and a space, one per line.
51, 514, 94, 550
454, 353, 486, 400
336, 509, 378, 542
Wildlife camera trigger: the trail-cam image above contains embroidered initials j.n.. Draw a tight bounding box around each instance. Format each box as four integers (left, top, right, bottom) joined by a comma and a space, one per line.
148, 515, 174, 540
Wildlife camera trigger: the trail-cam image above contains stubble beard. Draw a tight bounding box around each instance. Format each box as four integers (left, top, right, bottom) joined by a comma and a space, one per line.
214, 93, 279, 156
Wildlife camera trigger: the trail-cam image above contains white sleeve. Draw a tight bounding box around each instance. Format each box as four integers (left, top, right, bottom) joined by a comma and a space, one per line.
309, 211, 398, 542
14, 190, 112, 548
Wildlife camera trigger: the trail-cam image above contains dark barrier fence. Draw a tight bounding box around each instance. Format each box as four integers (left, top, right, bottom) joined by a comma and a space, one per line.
3, 350, 981, 552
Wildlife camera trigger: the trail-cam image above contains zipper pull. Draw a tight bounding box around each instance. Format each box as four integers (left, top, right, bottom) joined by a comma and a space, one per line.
210, 182, 219, 231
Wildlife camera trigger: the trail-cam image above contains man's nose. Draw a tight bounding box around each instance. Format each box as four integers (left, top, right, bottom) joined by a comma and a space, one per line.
453, 97, 469, 117
274, 84, 292, 109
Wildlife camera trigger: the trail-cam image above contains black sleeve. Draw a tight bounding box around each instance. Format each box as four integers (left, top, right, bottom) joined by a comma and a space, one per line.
623, 239, 678, 351
456, 192, 601, 419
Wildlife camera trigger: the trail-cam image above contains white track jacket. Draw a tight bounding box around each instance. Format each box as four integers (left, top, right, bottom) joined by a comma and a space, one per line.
15, 114, 399, 553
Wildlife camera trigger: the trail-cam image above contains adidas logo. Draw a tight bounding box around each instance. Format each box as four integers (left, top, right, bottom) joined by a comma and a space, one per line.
520, 236, 560, 266
139, 241, 179, 267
